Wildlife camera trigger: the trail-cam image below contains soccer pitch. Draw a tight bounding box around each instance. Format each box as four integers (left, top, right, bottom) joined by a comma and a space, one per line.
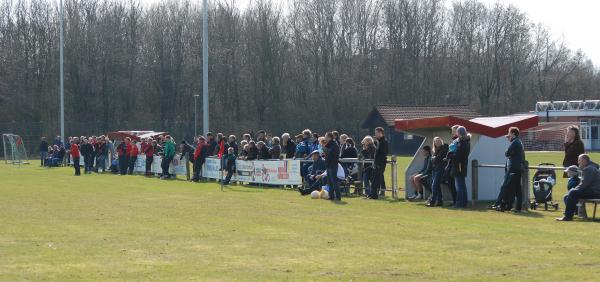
1, 152, 599, 281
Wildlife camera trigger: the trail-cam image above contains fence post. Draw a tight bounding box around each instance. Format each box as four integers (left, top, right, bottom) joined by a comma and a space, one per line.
471, 159, 478, 207
185, 155, 191, 181
357, 158, 364, 195
521, 160, 529, 211
391, 155, 398, 199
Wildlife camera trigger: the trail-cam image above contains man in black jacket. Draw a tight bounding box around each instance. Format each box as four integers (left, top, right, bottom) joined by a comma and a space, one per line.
369, 127, 388, 199
39, 137, 49, 166
497, 127, 525, 212
80, 138, 95, 174
324, 132, 341, 201
206, 132, 217, 157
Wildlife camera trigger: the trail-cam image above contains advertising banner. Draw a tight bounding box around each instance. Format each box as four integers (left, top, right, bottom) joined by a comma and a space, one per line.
202, 158, 302, 185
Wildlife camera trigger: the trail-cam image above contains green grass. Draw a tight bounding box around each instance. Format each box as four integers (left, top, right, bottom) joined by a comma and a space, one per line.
1, 152, 599, 281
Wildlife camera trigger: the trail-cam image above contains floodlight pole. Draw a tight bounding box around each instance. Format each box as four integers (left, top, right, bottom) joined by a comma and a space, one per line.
194, 95, 200, 137
202, 0, 209, 136
59, 0, 65, 146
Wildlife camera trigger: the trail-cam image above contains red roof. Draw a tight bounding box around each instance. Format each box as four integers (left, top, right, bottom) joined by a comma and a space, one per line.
364, 105, 480, 127
107, 131, 168, 141
394, 115, 539, 138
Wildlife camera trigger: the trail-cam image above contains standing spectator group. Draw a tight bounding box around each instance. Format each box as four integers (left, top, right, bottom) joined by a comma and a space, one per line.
414, 125, 471, 208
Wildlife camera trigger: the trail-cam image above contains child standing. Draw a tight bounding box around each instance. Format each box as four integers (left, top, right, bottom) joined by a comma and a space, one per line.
564, 165, 586, 218
565, 165, 581, 191
70, 137, 81, 176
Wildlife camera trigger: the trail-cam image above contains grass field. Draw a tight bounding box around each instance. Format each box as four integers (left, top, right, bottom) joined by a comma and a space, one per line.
1, 152, 600, 281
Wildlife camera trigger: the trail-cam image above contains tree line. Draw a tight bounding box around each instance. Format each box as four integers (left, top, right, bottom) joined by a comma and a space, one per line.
1, 0, 599, 140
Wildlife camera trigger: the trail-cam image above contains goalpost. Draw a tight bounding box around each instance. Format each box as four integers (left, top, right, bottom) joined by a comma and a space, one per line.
2, 133, 30, 165
521, 122, 584, 152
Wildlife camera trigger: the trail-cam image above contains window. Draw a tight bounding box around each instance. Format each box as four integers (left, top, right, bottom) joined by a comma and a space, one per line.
592, 127, 599, 140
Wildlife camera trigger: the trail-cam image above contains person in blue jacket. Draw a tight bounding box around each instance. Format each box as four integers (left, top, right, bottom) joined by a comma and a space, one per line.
498, 127, 525, 212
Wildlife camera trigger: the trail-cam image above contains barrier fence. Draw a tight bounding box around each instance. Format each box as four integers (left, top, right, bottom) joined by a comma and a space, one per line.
68, 155, 400, 198
200, 156, 400, 199
471, 160, 568, 210
65, 154, 573, 205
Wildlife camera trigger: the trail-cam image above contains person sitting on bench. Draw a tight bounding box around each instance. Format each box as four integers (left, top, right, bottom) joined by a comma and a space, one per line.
557, 154, 600, 221
408, 146, 432, 200
45, 145, 65, 167
300, 150, 326, 195
315, 161, 346, 189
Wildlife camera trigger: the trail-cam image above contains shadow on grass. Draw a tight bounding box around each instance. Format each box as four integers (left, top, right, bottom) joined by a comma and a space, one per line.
332, 200, 348, 205
399, 200, 547, 218
222, 185, 265, 193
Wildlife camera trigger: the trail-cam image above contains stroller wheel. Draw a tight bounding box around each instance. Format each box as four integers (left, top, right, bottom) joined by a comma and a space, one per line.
553, 203, 559, 210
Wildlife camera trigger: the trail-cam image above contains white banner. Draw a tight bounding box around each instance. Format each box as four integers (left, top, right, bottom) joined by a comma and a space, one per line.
201, 158, 302, 185
71, 154, 187, 175
201, 157, 224, 179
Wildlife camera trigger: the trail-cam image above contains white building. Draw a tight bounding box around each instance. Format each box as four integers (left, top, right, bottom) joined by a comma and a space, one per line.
535, 100, 600, 151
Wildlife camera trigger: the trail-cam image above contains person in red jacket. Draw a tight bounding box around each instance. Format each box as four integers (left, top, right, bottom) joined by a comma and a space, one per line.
214, 133, 226, 158
192, 136, 207, 182
128, 140, 139, 175
70, 137, 81, 176
141, 137, 155, 176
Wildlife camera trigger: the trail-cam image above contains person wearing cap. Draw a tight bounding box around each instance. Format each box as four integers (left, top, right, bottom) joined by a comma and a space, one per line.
300, 150, 326, 195
495, 127, 525, 212
563, 165, 585, 218
565, 165, 581, 191
557, 154, 600, 221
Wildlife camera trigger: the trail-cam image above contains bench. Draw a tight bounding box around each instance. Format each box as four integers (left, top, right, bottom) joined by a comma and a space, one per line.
580, 199, 600, 221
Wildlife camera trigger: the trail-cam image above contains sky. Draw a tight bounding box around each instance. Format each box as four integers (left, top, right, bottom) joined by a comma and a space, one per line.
143, 0, 600, 65
479, 0, 600, 66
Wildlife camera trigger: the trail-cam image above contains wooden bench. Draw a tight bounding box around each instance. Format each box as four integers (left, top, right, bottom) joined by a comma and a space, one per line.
580, 199, 600, 221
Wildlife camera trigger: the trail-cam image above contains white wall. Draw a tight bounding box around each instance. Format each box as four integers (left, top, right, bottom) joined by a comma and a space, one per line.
467, 135, 510, 201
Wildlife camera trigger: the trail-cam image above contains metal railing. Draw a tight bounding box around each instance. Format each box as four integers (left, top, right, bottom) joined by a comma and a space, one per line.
298, 156, 399, 199
472, 160, 566, 210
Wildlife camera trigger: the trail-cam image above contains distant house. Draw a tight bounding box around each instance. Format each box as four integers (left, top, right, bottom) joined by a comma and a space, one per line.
361, 105, 480, 155
528, 100, 600, 151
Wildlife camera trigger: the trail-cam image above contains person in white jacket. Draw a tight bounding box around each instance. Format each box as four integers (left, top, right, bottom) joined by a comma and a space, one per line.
316, 162, 346, 182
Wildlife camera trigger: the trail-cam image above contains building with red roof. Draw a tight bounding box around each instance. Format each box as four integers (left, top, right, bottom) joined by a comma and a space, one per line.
394, 114, 539, 202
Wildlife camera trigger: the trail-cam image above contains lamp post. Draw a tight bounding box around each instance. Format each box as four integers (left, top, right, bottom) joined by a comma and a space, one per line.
202, 0, 209, 136
194, 94, 200, 137
59, 0, 65, 146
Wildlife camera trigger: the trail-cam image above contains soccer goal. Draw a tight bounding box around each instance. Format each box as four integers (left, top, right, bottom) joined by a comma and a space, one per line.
2, 133, 29, 165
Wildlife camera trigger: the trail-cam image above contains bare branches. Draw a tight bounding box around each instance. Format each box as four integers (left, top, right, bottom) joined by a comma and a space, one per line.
0, 0, 597, 138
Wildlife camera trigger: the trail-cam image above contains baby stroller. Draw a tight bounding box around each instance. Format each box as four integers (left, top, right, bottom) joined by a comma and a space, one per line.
530, 163, 559, 210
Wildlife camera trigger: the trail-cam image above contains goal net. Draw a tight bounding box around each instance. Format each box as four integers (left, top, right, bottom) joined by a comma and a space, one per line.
521, 122, 581, 151
2, 133, 29, 164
